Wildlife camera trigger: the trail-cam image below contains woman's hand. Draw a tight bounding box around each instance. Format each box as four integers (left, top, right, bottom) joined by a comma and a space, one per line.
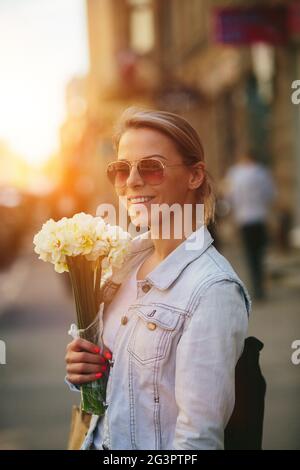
65, 338, 112, 385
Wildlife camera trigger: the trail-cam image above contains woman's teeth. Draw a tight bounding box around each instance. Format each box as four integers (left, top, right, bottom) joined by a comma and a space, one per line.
128, 196, 154, 203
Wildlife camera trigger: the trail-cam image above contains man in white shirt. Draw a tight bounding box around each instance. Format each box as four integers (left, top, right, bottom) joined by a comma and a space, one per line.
225, 152, 276, 300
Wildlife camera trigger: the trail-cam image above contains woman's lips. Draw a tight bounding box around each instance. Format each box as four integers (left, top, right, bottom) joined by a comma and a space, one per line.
127, 196, 156, 205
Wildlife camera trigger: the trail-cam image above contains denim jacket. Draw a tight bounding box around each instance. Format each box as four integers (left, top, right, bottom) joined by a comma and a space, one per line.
68, 225, 251, 450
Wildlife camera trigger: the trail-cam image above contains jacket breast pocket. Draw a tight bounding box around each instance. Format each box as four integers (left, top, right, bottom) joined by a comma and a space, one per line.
127, 304, 183, 365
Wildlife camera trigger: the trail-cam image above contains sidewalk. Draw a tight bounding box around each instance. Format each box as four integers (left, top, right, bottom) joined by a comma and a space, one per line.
0, 250, 77, 449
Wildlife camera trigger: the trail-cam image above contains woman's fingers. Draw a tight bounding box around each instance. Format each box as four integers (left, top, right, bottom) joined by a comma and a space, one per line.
102, 346, 112, 360
65, 339, 113, 386
66, 351, 106, 365
67, 372, 104, 385
66, 362, 108, 375
66, 339, 112, 358
67, 338, 101, 354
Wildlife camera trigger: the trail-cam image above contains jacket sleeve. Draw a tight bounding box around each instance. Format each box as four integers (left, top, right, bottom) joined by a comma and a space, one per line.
172, 280, 249, 450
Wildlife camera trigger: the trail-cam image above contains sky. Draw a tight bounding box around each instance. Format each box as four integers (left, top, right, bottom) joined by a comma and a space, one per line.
0, 0, 89, 166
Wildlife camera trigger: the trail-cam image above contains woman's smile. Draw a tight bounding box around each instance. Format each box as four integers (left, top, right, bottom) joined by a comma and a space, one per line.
127, 195, 156, 205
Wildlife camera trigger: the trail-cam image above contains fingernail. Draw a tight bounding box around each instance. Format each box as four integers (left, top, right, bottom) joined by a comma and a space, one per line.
104, 351, 112, 360
101, 365, 107, 372
94, 346, 100, 354
95, 372, 103, 379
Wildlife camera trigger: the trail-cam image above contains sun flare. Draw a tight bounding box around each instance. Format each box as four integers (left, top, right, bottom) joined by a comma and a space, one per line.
0, 0, 89, 171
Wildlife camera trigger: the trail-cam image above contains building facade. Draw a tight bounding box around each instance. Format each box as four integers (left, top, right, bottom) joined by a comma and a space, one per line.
59, 0, 299, 235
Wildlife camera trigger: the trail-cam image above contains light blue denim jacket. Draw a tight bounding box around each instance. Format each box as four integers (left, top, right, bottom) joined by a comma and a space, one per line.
67, 226, 251, 450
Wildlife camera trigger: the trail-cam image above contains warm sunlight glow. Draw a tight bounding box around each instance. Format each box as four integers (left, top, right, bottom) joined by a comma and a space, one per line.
0, 0, 89, 168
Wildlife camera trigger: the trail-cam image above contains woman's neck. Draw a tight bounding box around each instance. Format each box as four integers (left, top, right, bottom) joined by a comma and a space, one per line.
150, 236, 184, 261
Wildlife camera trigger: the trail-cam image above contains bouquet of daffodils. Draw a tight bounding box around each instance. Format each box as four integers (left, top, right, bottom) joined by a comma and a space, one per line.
33, 212, 131, 415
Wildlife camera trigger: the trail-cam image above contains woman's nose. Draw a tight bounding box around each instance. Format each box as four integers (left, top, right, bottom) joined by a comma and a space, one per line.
126, 164, 144, 187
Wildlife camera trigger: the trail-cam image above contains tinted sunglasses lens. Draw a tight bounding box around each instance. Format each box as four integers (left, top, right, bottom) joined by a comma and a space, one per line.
138, 159, 164, 184
107, 162, 130, 187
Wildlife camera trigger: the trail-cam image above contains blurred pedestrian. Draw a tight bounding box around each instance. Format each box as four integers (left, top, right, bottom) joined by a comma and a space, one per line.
225, 152, 276, 300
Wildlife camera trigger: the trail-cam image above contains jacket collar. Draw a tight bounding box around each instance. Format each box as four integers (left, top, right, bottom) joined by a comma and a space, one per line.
128, 225, 214, 290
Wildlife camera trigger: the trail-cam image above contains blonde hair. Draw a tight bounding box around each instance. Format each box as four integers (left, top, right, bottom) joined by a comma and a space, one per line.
112, 106, 215, 225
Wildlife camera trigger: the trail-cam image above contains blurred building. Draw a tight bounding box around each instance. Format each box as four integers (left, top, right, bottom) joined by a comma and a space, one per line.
59, 0, 300, 237
0, 141, 30, 188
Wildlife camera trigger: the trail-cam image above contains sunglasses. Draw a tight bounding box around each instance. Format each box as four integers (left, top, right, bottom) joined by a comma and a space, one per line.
106, 157, 190, 188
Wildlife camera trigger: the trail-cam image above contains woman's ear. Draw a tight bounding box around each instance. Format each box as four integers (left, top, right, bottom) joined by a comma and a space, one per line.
188, 162, 205, 190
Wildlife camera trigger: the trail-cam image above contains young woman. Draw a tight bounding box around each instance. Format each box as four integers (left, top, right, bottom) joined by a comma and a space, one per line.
65, 107, 251, 450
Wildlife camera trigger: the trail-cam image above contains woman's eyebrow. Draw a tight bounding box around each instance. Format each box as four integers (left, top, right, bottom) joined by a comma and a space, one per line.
143, 154, 167, 160
118, 154, 167, 161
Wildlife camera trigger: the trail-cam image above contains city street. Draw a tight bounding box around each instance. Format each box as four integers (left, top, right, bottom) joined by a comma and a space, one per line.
0, 239, 299, 449
1, 0, 300, 454
0, 247, 78, 450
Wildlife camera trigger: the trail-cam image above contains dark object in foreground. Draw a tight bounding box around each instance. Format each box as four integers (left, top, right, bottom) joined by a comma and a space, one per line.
225, 336, 266, 450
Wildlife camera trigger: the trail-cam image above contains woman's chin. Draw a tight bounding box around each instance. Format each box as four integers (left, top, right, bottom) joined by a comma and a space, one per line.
129, 216, 150, 229
128, 205, 151, 228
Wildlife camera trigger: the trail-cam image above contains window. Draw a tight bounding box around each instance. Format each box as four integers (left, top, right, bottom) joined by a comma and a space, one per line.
127, 0, 154, 54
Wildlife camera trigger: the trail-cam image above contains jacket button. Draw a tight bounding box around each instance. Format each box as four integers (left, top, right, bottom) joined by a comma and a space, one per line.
147, 322, 156, 331
120, 315, 128, 325
142, 284, 151, 293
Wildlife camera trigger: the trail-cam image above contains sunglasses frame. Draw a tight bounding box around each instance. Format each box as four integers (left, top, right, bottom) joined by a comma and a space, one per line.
106, 157, 191, 188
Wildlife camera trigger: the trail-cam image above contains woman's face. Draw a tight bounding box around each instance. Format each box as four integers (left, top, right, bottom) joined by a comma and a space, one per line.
116, 127, 204, 228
